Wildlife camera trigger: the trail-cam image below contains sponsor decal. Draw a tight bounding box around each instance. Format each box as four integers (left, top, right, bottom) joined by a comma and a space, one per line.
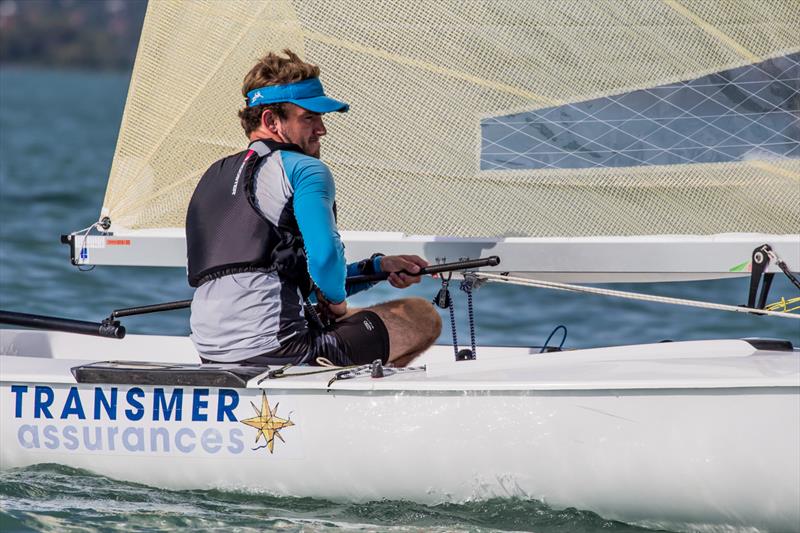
240, 391, 294, 453
7, 385, 298, 456
106, 239, 131, 246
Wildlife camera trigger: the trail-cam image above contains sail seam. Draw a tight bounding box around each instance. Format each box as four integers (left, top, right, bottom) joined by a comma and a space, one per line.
303, 29, 557, 105
746, 161, 800, 182
660, 0, 758, 62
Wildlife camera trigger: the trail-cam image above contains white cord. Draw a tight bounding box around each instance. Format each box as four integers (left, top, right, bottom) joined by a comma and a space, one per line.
73, 216, 113, 271
75, 223, 98, 271
477, 272, 800, 320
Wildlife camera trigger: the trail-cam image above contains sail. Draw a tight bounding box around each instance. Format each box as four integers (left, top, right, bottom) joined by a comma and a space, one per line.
102, 0, 799, 240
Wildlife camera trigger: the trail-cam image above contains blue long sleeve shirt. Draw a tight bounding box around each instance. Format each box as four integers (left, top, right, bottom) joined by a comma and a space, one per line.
282, 150, 379, 302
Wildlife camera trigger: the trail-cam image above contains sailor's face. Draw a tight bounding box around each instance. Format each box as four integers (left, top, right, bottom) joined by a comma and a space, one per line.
276, 104, 326, 158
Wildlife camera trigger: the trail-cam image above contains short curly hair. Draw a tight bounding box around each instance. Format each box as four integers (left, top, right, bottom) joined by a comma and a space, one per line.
238, 49, 321, 136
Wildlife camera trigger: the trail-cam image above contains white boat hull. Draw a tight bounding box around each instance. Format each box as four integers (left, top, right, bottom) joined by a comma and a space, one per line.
1, 329, 799, 532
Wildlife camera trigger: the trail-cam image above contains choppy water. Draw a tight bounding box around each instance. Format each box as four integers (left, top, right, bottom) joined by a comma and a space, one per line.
0, 68, 797, 532
0, 464, 662, 533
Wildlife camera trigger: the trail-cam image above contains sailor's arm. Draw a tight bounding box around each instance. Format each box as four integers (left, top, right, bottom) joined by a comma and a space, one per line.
290, 158, 425, 309
344, 254, 384, 296
291, 159, 347, 306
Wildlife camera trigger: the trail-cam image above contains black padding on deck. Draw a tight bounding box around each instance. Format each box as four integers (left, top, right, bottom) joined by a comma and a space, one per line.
742, 338, 794, 352
71, 361, 268, 387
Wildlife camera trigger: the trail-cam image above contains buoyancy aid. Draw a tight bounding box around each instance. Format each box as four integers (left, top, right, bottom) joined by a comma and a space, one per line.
185, 139, 313, 294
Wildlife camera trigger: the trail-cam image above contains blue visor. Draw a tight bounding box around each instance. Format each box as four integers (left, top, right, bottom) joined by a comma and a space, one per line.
246, 78, 349, 113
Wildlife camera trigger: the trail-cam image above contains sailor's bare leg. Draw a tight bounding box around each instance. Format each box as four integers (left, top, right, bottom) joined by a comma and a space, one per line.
365, 297, 442, 366
389, 350, 423, 368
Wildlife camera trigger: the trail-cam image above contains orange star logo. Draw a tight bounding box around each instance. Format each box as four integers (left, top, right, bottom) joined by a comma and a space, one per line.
240, 391, 294, 453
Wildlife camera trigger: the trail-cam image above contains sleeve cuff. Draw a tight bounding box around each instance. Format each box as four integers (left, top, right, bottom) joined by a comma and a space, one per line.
372, 253, 384, 274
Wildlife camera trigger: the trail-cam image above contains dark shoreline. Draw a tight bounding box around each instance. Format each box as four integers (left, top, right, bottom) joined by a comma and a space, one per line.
0, 0, 146, 72
0, 62, 133, 75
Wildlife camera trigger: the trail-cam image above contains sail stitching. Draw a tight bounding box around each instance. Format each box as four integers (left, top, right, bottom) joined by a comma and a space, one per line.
116, 27, 564, 217
303, 29, 557, 105
660, 0, 758, 62
746, 161, 800, 182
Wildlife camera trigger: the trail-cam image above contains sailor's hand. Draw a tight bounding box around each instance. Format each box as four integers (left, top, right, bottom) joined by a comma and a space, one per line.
315, 288, 348, 321
326, 300, 348, 318
380, 255, 427, 289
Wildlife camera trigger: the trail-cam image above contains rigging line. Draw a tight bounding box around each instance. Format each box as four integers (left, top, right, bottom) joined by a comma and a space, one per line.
746, 160, 800, 182
104, 2, 273, 215
477, 272, 800, 320
660, 0, 758, 63
765, 297, 800, 313
302, 29, 557, 105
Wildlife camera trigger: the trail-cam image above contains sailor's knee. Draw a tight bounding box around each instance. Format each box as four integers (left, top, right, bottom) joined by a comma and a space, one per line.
428, 304, 442, 339
403, 297, 441, 343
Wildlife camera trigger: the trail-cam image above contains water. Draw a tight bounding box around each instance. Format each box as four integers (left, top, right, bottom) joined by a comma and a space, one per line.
0, 68, 797, 532
0, 465, 663, 533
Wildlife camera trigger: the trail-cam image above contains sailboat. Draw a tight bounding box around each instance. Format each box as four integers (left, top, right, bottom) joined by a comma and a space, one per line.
2, 1, 799, 531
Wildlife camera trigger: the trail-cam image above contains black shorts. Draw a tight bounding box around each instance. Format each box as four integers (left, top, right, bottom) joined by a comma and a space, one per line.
239, 310, 390, 367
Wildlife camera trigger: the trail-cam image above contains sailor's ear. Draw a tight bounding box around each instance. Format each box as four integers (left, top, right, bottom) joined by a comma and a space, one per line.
261, 109, 279, 132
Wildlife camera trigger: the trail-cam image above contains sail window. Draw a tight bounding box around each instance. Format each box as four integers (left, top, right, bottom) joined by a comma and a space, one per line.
481, 53, 799, 171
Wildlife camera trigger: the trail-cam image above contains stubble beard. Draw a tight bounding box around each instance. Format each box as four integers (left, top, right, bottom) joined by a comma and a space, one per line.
283, 131, 320, 159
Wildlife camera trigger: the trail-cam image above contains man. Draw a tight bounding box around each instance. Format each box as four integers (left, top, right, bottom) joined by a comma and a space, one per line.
186, 50, 441, 367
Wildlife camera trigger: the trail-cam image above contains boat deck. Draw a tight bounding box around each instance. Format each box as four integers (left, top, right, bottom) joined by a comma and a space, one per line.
1, 329, 798, 392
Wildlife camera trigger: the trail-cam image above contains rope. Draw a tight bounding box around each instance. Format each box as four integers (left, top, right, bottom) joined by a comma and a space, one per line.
477, 273, 800, 320
765, 297, 800, 313
327, 363, 427, 388
460, 278, 477, 358
766, 247, 800, 292
540, 325, 568, 353
434, 274, 460, 359
447, 298, 459, 359
75, 223, 97, 272
256, 361, 360, 384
